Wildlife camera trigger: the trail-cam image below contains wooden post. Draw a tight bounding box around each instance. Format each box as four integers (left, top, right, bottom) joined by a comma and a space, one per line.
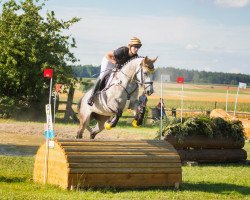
64, 84, 79, 123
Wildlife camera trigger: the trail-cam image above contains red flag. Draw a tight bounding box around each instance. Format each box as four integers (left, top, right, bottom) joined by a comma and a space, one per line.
176, 76, 184, 84
226, 85, 229, 90
44, 69, 53, 78
55, 84, 62, 93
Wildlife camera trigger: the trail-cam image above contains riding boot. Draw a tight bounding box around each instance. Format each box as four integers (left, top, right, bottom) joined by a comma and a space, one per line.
87, 78, 102, 106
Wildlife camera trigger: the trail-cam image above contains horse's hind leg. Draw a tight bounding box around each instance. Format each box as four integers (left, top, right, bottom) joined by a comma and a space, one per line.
90, 115, 110, 139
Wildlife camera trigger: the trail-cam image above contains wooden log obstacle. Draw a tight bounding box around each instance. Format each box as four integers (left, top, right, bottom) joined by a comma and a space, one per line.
33, 139, 182, 189
165, 135, 247, 163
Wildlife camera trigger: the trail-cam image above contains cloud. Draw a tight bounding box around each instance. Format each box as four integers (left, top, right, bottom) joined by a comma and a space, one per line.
214, 0, 250, 8
185, 44, 200, 50
50, 5, 250, 74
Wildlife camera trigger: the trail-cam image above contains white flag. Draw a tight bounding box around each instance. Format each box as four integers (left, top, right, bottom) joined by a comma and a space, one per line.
161, 74, 170, 82
239, 82, 247, 89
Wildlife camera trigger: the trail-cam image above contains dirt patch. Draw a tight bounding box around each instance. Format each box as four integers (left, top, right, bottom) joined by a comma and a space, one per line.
0, 121, 157, 156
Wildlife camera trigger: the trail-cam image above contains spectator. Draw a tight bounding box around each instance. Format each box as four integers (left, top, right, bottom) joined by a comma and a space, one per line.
157, 98, 166, 118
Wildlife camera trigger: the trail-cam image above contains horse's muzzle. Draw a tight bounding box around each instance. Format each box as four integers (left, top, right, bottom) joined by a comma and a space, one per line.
146, 88, 154, 96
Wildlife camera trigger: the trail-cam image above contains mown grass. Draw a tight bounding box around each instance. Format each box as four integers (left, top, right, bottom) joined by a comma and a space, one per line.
59, 82, 250, 113
0, 143, 249, 200
165, 87, 249, 95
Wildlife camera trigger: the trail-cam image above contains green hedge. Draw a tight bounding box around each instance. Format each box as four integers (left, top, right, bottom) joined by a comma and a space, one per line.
163, 116, 245, 143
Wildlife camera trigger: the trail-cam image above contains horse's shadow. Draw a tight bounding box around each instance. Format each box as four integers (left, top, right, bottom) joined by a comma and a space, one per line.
93, 182, 250, 196
182, 182, 250, 195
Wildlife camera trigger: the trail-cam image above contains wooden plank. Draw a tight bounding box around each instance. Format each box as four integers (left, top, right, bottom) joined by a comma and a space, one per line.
62, 145, 175, 150
57, 139, 168, 143
178, 149, 247, 162
59, 141, 174, 146
57, 140, 172, 146
65, 151, 178, 156
69, 167, 182, 174
68, 173, 182, 188
63, 149, 177, 154
67, 155, 181, 163
68, 157, 180, 164
69, 162, 181, 168
60, 144, 174, 149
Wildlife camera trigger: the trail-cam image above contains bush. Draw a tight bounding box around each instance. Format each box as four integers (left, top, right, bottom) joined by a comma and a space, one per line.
163, 116, 245, 143
0, 96, 15, 118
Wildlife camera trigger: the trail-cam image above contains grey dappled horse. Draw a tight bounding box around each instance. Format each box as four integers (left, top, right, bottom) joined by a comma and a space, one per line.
77, 56, 157, 139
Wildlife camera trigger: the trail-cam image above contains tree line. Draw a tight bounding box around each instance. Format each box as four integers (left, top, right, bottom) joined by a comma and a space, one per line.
72, 65, 250, 85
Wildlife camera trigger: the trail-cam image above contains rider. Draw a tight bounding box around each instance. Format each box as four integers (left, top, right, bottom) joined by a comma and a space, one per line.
87, 37, 142, 106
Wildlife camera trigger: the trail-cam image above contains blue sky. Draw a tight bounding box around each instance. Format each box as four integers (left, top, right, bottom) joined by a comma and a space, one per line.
2, 0, 250, 74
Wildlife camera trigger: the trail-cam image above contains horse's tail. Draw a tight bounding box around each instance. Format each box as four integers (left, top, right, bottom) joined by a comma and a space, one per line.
77, 97, 83, 112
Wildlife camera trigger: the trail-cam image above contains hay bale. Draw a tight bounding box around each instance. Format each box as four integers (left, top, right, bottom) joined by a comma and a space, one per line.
210, 109, 232, 119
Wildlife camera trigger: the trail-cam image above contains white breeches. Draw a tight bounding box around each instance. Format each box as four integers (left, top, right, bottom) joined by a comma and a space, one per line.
100, 57, 115, 79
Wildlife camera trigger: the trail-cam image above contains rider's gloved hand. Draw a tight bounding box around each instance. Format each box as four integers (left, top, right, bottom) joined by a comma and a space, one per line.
115, 64, 122, 69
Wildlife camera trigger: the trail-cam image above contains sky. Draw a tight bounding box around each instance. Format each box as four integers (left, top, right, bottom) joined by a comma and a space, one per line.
3, 0, 250, 74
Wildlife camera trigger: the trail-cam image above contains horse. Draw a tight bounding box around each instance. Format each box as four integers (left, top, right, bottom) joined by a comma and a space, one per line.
76, 56, 157, 139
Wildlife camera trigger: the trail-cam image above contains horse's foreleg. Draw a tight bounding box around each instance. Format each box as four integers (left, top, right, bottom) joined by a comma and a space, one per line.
76, 115, 90, 139
106, 109, 122, 129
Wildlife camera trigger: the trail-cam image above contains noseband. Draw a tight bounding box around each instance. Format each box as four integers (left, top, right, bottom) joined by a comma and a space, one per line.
116, 61, 154, 99
135, 67, 153, 91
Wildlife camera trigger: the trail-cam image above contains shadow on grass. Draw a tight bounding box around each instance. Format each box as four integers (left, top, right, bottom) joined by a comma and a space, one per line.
84, 182, 250, 196
183, 182, 250, 195
197, 162, 250, 167
0, 144, 39, 156
0, 176, 27, 183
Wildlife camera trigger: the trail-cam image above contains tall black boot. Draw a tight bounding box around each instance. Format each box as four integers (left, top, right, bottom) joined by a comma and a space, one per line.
87, 78, 102, 106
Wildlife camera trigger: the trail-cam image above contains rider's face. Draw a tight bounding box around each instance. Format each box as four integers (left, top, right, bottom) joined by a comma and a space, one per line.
130, 45, 141, 55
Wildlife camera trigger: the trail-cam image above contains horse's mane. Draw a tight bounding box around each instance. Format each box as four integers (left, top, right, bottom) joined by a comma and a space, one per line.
121, 56, 145, 67
121, 56, 155, 73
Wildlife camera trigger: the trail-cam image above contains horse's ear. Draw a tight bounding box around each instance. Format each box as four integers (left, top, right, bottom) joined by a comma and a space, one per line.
151, 56, 158, 63
143, 56, 148, 64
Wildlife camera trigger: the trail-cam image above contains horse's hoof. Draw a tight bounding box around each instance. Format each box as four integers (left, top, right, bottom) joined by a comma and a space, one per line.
90, 133, 96, 139
132, 119, 138, 128
75, 135, 82, 139
104, 122, 112, 130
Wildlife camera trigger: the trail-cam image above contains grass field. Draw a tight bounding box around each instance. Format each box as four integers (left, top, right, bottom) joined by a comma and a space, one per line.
58, 82, 250, 114
0, 142, 249, 200
1, 82, 250, 199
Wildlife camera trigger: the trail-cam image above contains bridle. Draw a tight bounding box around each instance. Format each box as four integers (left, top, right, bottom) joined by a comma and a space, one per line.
118, 64, 153, 99
136, 67, 153, 91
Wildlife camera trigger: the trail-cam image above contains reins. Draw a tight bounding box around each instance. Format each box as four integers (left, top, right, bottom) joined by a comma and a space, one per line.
103, 57, 153, 100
